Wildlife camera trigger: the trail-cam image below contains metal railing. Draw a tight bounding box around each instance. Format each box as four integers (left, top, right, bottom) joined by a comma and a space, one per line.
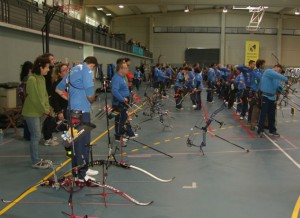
0, 0, 153, 58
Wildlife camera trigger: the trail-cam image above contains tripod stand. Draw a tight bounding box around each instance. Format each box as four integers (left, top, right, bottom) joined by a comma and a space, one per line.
187, 102, 250, 155
61, 66, 92, 218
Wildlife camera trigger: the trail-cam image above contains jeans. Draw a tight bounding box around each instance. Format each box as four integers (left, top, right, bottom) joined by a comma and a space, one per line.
240, 88, 249, 117
42, 116, 56, 140
24, 116, 42, 164
194, 91, 202, 109
207, 81, 214, 102
72, 112, 91, 177
115, 108, 134, 140
258, 96, 277, 133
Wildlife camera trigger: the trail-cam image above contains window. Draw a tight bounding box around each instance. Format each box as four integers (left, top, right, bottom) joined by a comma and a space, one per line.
68, 9, 80, 20
85, 16, 99, 27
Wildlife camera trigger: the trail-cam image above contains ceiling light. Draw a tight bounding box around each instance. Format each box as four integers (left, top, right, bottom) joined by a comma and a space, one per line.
97, 7, 103, 10
295, 9, 300, 15
184, 6, 189, 13
223, 7, 228, 13
106, 13, 112, 16
118, 5, 124, 9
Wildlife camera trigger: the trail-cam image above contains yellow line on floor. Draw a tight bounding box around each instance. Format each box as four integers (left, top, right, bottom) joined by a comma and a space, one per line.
184, 134, 189, 137
174, 137, 181, 139
291, 195, 300, 218
143, 146, 148, 149
90, 126, 115, 145
164, 139, 171, 142
131, 149, 139, 152
212, 129, 217, 132
0, 101, 149, 216
120, 152, 127, 156
154, 142, 161, 145
229, 126, 234, 128
220, 128, 226, 130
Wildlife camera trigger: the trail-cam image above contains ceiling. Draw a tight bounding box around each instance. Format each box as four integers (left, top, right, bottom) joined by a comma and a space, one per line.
82, 0, 300, 18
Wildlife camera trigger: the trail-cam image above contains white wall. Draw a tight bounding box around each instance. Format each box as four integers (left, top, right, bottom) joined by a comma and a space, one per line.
112, 17, 149, 46
112, 12, 300, 67
0, 25, 149, 82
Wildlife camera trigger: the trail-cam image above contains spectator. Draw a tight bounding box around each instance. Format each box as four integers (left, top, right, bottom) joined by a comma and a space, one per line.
18, 61, 33, 141
22, 56, 52, 169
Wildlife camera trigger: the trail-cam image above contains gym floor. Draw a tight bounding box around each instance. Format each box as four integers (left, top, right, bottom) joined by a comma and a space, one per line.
0, 84, 299, 218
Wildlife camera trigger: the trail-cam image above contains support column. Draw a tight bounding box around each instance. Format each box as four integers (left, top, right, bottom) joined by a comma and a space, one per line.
220, 12, 226, 64
149, 16, 154, 56
79, 3, 86, 23
277, 17, 282, 63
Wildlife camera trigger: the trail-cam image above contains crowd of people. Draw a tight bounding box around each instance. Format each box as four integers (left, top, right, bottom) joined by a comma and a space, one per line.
96, 24, 109, 35
19, 54, 99, 181
18, 53, 289, 181
147, 60, 288, 137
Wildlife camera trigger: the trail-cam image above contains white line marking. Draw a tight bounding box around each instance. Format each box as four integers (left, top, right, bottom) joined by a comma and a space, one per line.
0, 139, 15, 146
264, 133, 300, 169
281, 136, 298, 149
182, 182, 197, 189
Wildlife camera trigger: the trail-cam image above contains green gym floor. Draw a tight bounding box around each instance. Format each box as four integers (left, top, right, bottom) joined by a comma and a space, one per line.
0, 84, 300, 218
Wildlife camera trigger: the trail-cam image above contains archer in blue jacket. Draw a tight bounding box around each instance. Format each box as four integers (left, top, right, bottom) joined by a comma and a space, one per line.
207, 64, 217, 103
236, 60, 256, 120
194, 68, 204, 110
134, 68, 142, 91
247, 59, 266, 125
257, 64, 288, 137
174, 68, 186, 109
111, 59, 135, 141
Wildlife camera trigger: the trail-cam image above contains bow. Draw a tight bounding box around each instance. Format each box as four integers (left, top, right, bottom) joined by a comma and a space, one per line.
0, 158, 72, 215
176, 88, 202, 106
84, 160, 175, 183
187, 102, 249, 154
186, 102, 227, 153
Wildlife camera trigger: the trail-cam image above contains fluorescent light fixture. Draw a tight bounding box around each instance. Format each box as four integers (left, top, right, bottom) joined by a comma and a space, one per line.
233, 6, 268, 10
223, 7, 228, 13
106, 13, 112, 16
119, 5, 124, 9
295, 9, 300, 15
97, 7, 103, 10
184, 6, 189, 13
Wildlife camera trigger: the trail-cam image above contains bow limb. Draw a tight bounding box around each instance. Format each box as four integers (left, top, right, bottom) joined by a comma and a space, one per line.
129, 164, 175, 183
0, 158, 71, 215
91, 181, 153, 206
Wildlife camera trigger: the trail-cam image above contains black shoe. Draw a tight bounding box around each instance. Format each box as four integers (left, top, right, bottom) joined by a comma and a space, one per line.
194, 107, 201, 110
257, 130, 264, 138
270, 132, 280, 137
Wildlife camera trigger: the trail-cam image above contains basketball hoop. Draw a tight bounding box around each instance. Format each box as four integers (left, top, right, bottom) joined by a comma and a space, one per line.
60, 4, 82, 16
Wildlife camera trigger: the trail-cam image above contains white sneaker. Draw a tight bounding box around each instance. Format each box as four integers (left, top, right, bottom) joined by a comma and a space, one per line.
52, 136, 58, 141
44, 139, 59, 146
115, 138, 128, 143
32, 159, 51, 169
86, 168, 99, 176
84, 175, 96, 182
127, 133, 138, 139
192, 105, 197, 108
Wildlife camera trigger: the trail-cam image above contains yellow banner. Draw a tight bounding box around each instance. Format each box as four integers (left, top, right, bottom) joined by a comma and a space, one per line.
245, 41, 260, 65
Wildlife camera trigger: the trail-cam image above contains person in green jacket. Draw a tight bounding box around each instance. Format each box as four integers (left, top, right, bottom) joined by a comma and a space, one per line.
22, 55, 52, 169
